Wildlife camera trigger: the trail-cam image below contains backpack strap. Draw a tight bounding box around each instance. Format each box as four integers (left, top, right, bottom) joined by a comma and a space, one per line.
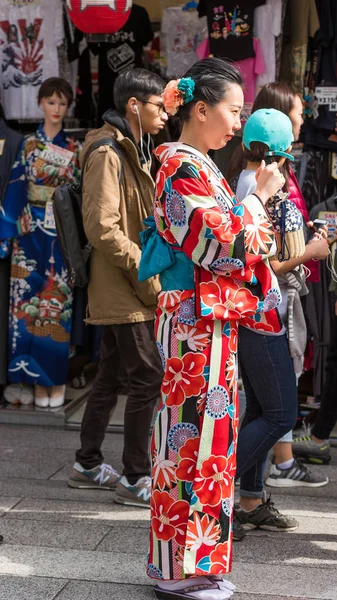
80, 136, 122, 188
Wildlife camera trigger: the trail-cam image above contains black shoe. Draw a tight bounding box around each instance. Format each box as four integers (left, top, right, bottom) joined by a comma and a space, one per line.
233, 514, 246, 541
0, 534, 3, 544
235, 493, 299, 532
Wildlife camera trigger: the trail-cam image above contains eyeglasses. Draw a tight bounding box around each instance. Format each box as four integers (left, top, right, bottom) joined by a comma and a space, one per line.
141, 101, 166, 116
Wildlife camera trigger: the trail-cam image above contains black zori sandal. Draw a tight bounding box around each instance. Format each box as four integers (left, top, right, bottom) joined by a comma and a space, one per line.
154, 581, 220, 599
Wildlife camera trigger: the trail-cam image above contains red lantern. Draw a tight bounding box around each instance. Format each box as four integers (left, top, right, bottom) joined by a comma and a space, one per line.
66, 0, 132, 34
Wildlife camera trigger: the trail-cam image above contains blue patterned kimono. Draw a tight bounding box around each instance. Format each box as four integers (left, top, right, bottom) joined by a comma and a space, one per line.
0, 125, 81, 387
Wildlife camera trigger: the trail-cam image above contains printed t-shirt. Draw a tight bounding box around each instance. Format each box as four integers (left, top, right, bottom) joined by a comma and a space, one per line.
90, 4, 153, 120
198, 0, 266, 61
161, 7, 207, 78
0, 0, 64, 120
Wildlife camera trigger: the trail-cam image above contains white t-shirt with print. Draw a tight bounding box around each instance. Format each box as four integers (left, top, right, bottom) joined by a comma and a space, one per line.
161, 7, 207, 79
0, 0, 64, 119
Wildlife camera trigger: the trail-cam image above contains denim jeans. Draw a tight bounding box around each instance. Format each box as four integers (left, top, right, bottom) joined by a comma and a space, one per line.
236, 327, 298, 498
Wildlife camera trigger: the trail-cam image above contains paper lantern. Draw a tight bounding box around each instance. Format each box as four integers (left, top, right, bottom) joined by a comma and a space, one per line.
66, 0, 132, 34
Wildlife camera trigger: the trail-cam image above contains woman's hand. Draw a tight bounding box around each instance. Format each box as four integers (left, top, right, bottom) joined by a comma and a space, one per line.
255, 160, 286, 205
307, 237, 329, 260
307, 221, 328, 240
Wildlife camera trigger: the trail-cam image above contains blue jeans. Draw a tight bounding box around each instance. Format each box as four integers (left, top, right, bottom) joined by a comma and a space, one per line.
236, 327, 298, 498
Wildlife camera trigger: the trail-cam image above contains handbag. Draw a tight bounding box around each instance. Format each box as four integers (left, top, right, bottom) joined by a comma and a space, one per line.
266, 192, 306, 262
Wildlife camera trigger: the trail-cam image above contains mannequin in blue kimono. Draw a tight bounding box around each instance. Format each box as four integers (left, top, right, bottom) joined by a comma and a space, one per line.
0, 78, 81, 408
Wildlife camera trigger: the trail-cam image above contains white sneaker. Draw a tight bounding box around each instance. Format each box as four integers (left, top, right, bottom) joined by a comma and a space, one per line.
49, 385, 65, 408
114, 475, 151, 507
34, 396, 49, 408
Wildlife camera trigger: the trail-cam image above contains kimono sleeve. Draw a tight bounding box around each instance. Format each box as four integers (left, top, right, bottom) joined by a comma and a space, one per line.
157, 160, 276, 279
0, 140, 30, 249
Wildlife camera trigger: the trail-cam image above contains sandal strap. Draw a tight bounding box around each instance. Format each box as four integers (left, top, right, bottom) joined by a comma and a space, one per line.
181, 582, 219, 593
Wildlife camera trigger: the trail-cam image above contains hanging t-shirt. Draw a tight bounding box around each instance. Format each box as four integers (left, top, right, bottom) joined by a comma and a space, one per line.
237, 37, 264, 103
90, 4, 153, 121
254, 0, 282, 90
196, 36, 264, 105
198, 0, 266, 61
0, 0, 64, 120
161, 7, 208, 78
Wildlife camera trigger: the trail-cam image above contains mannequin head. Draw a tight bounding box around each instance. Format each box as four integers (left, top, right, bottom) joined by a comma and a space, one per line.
38, 78, 73, 131
113, 68, 168, 139
166, 58, 243, 155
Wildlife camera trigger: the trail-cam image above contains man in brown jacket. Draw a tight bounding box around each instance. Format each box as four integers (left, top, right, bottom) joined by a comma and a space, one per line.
68, 69, 168, 507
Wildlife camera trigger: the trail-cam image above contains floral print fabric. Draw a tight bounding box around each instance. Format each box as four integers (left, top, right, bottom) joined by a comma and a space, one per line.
147, 143, 282, 580
0, 125, 81, 386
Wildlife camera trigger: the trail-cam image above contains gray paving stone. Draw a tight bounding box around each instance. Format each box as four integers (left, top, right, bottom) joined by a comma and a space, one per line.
270, 494, 337, 518
0, 517, 110, 550
96, 526, 148, 554
230, 562, 337, 599
55, 581, 154, 600
4, 497, 150, 528
0, 575, 67, 600
233, 532, 337, 569
0, 425, 123, 453
0, 545, 149, 584
0, 445, 71, 463
0, 497, 22, 515
0, 478, 116, 504
0, 458, 67, 480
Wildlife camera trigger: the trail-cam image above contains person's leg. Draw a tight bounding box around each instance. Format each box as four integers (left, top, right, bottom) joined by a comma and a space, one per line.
114, 320, 163, 506
236, 328, 298, 496
235, 328, 299, 530
236, 356, 268, 508
75, 325, 120, 469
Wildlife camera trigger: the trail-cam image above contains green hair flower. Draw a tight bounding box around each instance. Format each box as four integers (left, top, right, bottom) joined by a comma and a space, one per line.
177, 77, 195, 105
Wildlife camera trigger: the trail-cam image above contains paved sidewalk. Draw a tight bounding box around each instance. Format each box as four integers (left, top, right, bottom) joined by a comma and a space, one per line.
0, 425, 336, 600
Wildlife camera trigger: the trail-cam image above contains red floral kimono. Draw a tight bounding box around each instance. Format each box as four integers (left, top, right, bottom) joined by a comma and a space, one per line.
147, 143, 282, 581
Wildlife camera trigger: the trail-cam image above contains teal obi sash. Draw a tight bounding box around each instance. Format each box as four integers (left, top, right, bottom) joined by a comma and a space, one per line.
139, 216, 194, 291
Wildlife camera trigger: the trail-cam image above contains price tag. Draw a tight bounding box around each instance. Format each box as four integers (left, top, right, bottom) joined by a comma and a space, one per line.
315, 87, 337, 112
43, 201, 56, 230
40, 143, 73, 168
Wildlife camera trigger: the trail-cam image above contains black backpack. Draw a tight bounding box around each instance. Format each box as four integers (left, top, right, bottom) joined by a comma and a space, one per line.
53, 137, 121, 288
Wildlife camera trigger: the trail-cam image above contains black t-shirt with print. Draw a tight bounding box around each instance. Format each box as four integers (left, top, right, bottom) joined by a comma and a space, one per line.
90, 4, 153, 122
198, 0, 266, 61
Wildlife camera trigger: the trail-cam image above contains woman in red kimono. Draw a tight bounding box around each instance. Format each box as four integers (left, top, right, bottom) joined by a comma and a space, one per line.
146, 58, 287, 600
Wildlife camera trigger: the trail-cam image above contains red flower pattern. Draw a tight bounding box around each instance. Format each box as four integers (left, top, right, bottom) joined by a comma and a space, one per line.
176, 437, 200, 482
194, 455, 236, 507
152, 490, 189, 545
203, 211, 244, 244
162, 352, 206, 407
201, 280, 259, 320
210, 542, 230, 573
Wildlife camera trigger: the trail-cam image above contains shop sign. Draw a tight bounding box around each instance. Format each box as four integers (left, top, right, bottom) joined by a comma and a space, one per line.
66, 0, 132, 34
